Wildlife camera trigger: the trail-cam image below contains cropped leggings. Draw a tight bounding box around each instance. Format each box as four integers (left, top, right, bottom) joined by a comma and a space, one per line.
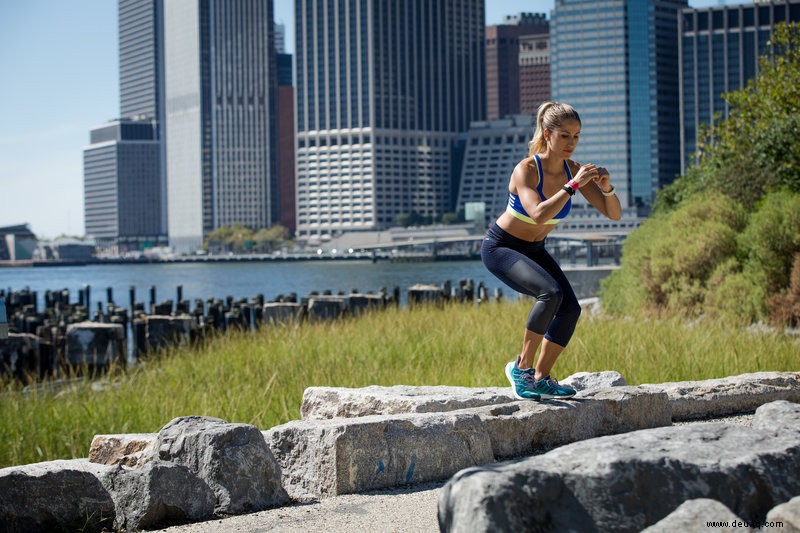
481, 223, 581, 347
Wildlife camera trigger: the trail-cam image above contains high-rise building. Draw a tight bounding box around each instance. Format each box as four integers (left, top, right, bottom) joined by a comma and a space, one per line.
679, 0, 800, 173
518, 28, 551, 116
119, 0, 164, 121
83, 120, 164, 250
277, 52, 296, 233
164, 0, 278, 254
552, 0, 687, 210
486, 12, 549, 120
455, 115, 533, 220
83, 0, 166, 249
275, 22, 286, 53
294, 0, 485, 240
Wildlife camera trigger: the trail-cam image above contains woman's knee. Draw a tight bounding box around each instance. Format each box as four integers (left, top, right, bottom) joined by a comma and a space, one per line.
560, 296, 582, 323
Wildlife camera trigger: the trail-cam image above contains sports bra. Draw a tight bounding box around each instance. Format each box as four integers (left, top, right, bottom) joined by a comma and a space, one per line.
506, 154, 572, 225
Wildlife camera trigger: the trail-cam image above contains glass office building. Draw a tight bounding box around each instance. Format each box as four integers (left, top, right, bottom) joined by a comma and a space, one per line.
552, 0, 687, 209
83, 0, 167, 249
679, 0, 800, 172
294, 0, 485, 239
164, 0, 278, 254
83, 120, 164, 249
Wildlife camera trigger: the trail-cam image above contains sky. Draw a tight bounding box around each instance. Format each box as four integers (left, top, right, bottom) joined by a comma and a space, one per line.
0, 0, 727, 240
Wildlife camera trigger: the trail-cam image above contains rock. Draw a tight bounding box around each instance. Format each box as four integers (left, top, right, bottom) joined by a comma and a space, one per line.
437, 401, 800, 533
103, 460, 216, 531
639, 372, 800, 420
263, 411, 493, 501
155, 416, 288, 514
262, 302, 301, 324
89, 433, 156, 467
0, 459, 116, 533
561, 370, 627, 391
65, 321, 126, 371
408, 284, 446, 307
766, 495, 800, 532
301, 385, 516, 419
306, 296, 347, 322
475, 386, 671, 459
641, 499, 751, 532
753, 400, 800, 434
145, 314, 195, 353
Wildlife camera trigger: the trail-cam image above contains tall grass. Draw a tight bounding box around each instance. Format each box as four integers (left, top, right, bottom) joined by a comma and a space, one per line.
1, 300, 797, 468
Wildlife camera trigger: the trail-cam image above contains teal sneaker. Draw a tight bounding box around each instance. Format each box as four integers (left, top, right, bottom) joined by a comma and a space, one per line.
504, 359, 541, 400
531, 375, 576, 400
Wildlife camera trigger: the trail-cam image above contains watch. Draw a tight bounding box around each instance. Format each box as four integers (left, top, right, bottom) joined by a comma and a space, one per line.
562, 184, 576, 196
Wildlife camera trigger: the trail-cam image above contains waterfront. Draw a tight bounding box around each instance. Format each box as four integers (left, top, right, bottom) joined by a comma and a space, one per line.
0, 260, 615, 311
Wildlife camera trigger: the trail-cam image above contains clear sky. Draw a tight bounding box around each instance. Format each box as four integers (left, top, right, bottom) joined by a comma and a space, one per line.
0, 0, 726, 240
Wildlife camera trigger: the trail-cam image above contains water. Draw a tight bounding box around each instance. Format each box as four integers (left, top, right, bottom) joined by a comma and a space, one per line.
0, 259, 613, 313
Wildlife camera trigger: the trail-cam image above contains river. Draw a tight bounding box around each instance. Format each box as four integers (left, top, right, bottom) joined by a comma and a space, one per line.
0, 260, 615, 312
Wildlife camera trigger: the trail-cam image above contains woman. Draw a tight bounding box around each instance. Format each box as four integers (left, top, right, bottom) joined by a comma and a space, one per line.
481, 101, 622, 400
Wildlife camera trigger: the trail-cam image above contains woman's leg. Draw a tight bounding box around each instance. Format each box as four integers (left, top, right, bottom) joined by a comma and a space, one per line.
483, 244, 564, 371
535, 338, 564, 381
528, 247, 582, 379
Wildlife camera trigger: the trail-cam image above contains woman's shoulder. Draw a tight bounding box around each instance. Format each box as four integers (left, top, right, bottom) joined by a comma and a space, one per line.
513, 156, 540, 186
515, 155, 539, 173
566, 159, 582, 173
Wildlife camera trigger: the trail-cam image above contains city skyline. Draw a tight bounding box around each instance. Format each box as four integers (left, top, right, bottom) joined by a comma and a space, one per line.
0, 0, 731, 240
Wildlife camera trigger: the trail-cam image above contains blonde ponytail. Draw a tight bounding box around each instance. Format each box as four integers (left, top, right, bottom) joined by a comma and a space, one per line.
528, 101, 581, 156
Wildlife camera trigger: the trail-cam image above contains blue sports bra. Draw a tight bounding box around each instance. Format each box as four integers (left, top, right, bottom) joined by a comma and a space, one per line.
506, 155, 572, 225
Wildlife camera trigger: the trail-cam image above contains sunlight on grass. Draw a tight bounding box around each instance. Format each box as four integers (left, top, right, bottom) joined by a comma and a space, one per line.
1, 300, 797, 467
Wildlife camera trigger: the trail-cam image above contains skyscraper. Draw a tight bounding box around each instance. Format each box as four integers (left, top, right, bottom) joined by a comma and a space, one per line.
485, 12, 549, 120
164, 0, 278, 254
294, 0, 485, 240
679, 0, 800, 173
83, 120, 164, 250
551, 0, 687, 209
83, 0, 167, 250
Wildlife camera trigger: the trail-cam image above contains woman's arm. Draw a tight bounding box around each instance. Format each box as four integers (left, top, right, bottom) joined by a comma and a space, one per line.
576, 164, 622, 220
512, 160, 573, 224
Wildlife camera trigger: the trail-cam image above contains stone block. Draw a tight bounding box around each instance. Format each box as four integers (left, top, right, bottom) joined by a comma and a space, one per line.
641, 499, 751, 532
306, 296, 347, 322
0, 459, 116, 533
562, 370, 627, 391
102, 460, 216, 531
474, 386, 671, 459
639, 372, 800, 420
766, 495, 800, 532
437, 401, 800, 533
145, 314, 195, 353
154, 416, 288, 514
407, 284, 445, 307
262, 302, 301, 325
346, 293, 385, 315
89, 433, 157, 468
301, 385, 516, 420
65, 321, 126, 370
263, 411, 493, 501
0, 332, 40, 381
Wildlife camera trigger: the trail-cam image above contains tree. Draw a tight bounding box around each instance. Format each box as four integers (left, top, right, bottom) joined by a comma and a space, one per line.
656, 22, 800, 212
603, 22, 800, 325
253, 225, 289, 253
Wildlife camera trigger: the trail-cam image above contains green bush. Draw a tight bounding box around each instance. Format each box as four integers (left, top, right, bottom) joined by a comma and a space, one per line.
600, 213, 666, 315
704, 258, 766, 324
741, 191, 800, 294
601, 196, 746, 317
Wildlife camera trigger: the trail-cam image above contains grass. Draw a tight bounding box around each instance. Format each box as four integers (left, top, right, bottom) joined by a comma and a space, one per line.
1, 299, 797, 468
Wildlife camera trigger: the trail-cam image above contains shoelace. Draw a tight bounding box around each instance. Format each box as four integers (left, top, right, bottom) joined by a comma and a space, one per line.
518, 371, 536, 388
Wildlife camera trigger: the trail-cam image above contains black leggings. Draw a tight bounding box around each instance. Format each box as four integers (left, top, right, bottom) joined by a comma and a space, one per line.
481, 223, 581, 347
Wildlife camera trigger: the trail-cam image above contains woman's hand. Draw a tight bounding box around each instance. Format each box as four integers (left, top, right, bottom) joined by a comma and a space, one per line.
593, 167, 612, 192
572, 163, 598, 188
